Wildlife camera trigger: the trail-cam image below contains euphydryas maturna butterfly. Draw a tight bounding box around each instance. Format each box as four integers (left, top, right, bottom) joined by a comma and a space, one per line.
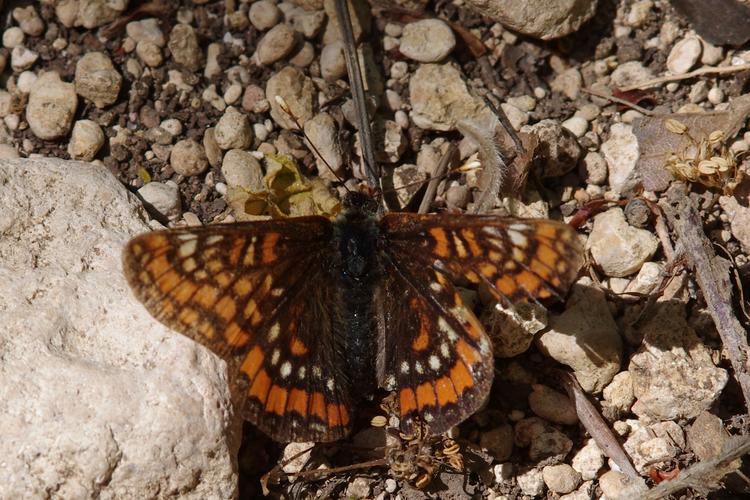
122, 1, 583, 443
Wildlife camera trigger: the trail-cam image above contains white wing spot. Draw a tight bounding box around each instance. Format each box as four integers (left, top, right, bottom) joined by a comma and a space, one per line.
384, 375, 396, 390
183, 257, 197, 272
271, 348, 280, 366
482, 226, 503, 237
509, 223, 530, 232
298, 366, 306, 379
429, 355, 441, 371
177, 233, 198, 241
178, 239, 197, 257
271, 288, 285, 297
280, 361, 292, 378
268, 322, 281, 342
415, 361, 424, 374
312, 366, 322, 379
487, 237, 505, 250
508, 229, 528, 249
440, 342, 450, 358
327, 378, 334, 392
423, 411, 434, 422
401, 361, 410, 374
438, 317, 458, 341
430, 282, 442, 293
206, 234, 224, 245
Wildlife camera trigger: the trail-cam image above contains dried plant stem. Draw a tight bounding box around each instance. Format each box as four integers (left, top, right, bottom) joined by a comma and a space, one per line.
619, 63, 750, 92
561, 373, 642, 481
641, 436, 750, 499
660, 190, 750, 409
580, 87, 656, 116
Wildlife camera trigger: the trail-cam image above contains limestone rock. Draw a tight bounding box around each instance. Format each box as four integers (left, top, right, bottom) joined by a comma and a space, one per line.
0, 158, 236, 498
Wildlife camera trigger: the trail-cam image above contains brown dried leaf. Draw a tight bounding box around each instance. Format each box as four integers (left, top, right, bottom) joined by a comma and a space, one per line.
633, 93, 750, 191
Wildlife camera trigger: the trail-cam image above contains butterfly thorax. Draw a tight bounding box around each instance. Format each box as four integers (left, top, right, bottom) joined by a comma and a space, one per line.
333, 193, 381, 398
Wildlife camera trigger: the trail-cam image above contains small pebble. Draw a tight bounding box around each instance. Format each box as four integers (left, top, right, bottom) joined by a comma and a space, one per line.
26, 72, 77, 140
68, 119, 105, 161
224, 83, 243, 105
74, 52, 122, 108
249, 0, 281, 31
561, 116, 588, 137
136, 40, 163, 67
214, 107, 253, 150
707, 87, 724, 104
399, 19, 455, 63
159, 118, 183, 137
320, 42, 346, 82
667, 36, 702, 74
171, 139, 208, 176
256, 24, 297, 66
3, 27, 25, 49
138, 181, 182, 220
13, 6, 44, 36
10, 46, 38, 71
16, 71, 37, 93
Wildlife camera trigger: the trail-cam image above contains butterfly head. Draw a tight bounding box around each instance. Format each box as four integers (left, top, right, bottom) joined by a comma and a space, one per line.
342, 189, 379, 217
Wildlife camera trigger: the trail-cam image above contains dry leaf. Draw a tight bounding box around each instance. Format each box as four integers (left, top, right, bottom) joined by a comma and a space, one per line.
632, 93, 750, 191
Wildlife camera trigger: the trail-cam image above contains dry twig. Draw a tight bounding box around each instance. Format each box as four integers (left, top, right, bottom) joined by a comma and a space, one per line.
659, 188, 750, 409
581, 87, 656, 116
561, 373, 642, 481
640, 436, 750, 499
618, 63, 750, 92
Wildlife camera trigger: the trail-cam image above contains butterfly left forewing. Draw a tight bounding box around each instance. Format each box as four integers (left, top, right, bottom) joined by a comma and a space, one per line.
375, 254, 494, 435
123, 219, 352, 442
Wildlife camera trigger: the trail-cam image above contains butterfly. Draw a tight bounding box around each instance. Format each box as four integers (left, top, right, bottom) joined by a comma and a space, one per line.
122, 189, 583, 442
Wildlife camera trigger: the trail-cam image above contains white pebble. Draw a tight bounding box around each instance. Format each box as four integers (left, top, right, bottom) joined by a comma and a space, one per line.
667, 36, 702, 74
2, 27, 25, 49
562, 116, 588, 137
16, 71, 37, 93
707, 86, 724, 104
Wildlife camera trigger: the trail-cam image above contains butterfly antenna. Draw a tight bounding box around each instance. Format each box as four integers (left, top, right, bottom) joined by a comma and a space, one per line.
274, 95, 351, 192
334, 0, 382, 197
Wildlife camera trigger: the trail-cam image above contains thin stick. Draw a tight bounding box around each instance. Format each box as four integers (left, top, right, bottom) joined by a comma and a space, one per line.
290, 457, 387, 482
660, 190, 750, 409
274, 96, 349, 189
581, 87, 656, 116
561, 372, 642, 481
618, 63, 750, 92
334, 0, 380, 193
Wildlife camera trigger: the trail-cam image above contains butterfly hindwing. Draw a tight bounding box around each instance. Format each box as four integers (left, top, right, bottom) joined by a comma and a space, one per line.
122, 218, 352, 442
376, 253, 494, 434
378, 213, 583, 433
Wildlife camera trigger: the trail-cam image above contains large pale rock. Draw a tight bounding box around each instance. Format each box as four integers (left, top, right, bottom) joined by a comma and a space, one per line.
54, 0, 129, 29
409, 63, 488, 131
464, 0, 598, 40
586, 207, 659, 277
629, 302, 728, 421
0, 158, 237, 498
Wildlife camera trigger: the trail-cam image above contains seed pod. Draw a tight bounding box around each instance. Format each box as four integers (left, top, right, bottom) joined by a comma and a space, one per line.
664, 118, 688, 134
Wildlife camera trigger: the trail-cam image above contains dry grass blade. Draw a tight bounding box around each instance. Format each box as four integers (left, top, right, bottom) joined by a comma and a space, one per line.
659, 188, 750, 409
560, 372, 643, 481
618, 63, 750, 92
334, 0, 380, 192
417, 144, 457, 214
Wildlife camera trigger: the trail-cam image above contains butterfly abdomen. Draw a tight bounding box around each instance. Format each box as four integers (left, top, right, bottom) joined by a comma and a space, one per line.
334, 206, 381, 398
